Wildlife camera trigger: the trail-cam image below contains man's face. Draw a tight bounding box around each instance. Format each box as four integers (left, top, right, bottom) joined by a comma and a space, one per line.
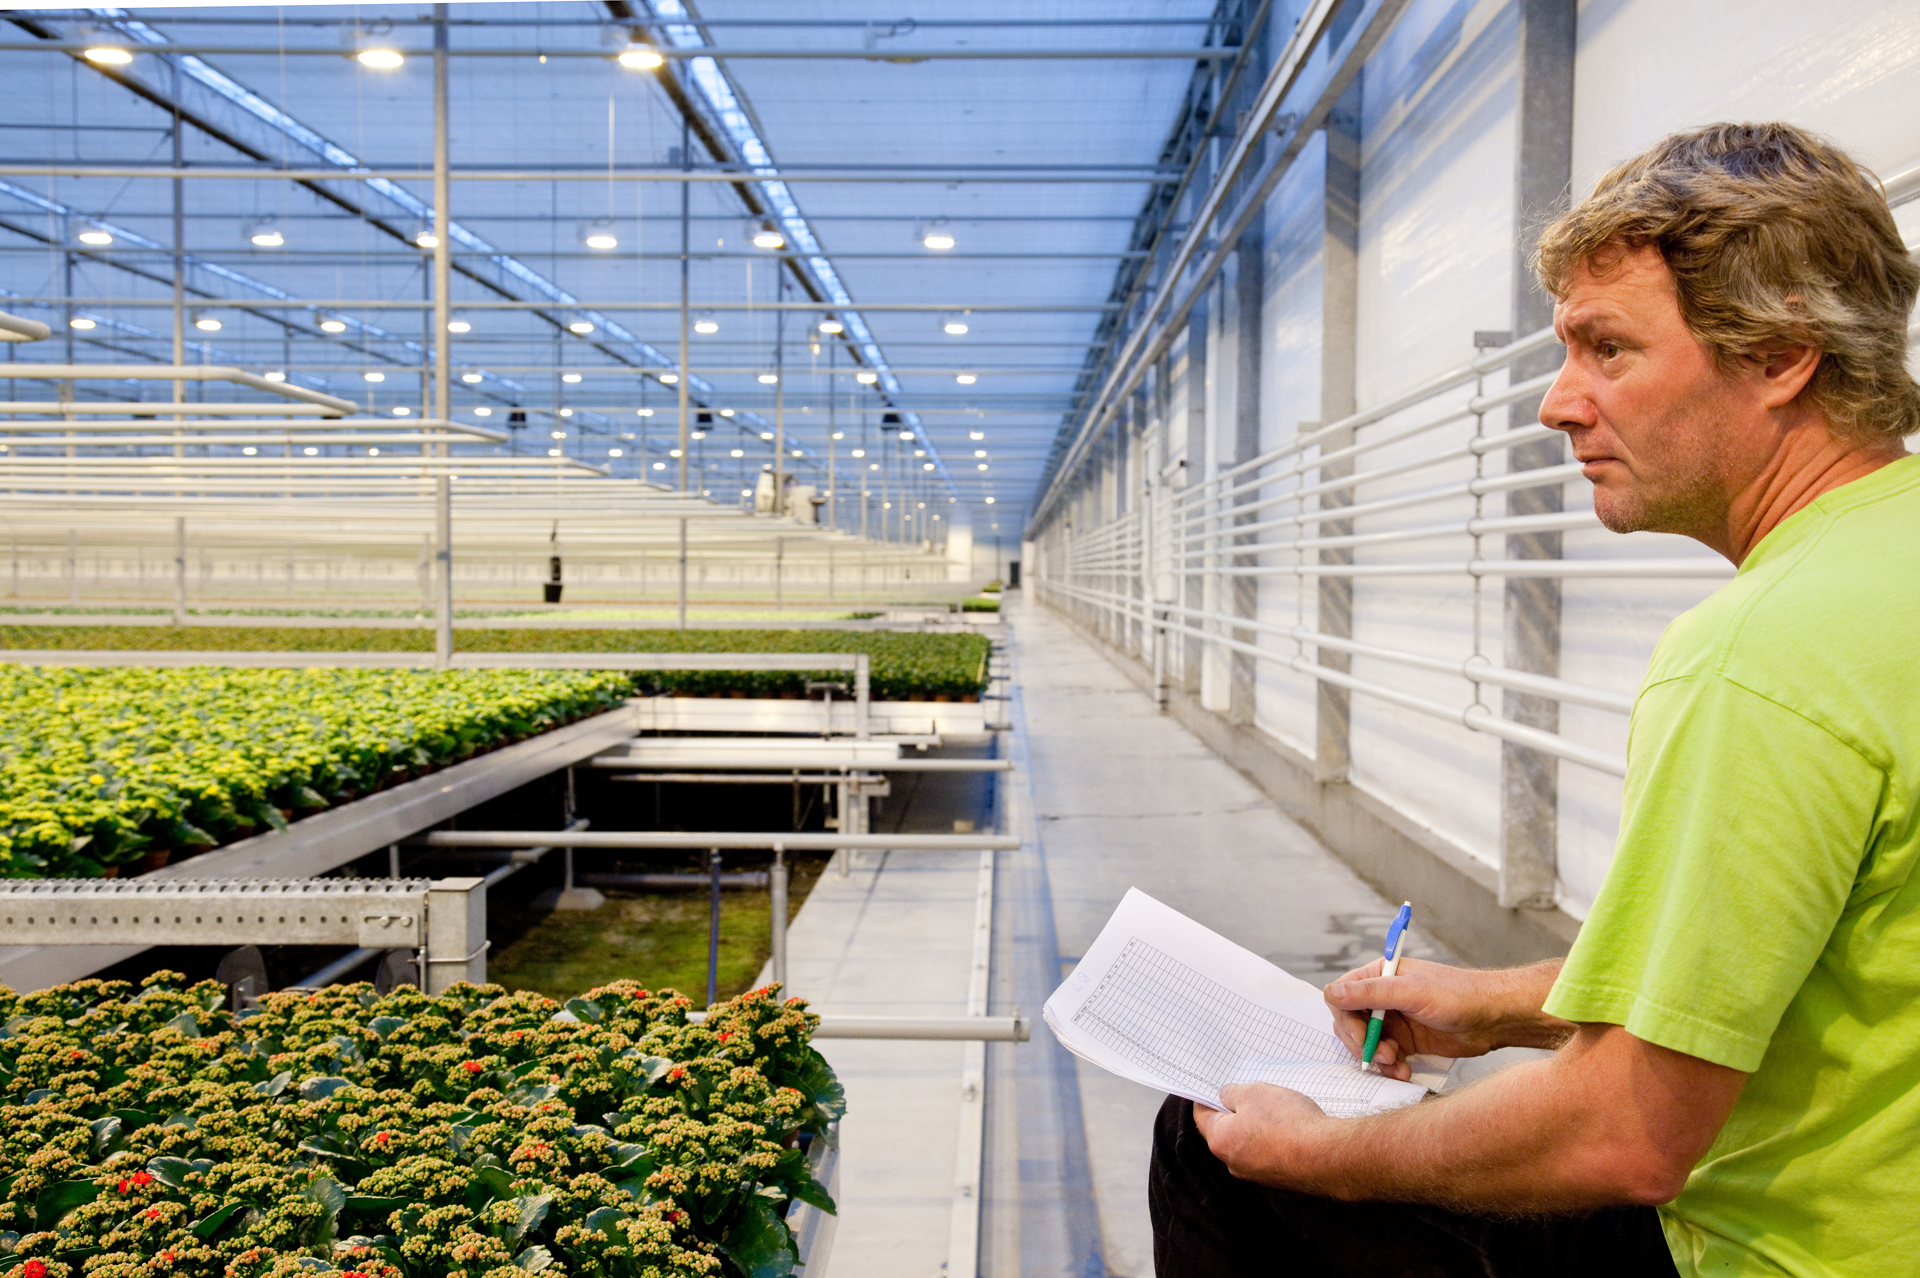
1540, 246, 1761, 539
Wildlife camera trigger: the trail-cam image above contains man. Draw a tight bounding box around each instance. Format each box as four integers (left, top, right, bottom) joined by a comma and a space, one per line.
1149, 122, 1920, 1277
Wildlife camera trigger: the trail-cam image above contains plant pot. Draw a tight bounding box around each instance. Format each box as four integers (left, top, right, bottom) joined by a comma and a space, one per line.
136, 848, 172, 875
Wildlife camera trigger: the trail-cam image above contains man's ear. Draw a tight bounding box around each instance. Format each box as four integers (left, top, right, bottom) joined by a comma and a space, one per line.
1756, 342, 1821, 410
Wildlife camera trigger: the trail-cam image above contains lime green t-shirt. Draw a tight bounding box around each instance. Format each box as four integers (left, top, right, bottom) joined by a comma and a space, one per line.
1543, 453, 1920, 1278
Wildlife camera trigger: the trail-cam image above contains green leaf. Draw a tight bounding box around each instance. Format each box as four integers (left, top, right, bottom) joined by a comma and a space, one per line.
162, 1011, 201, 1036
582, 1206, 629, 1240
146, 1156, 196, 1189
633, 1055, 675, 1087
563, 997, 604, 1023
253, 1070, 292, 1097
793, 1047, 846, 1128
514, 1244, 555, 1272
36, 1179, 101, 1231
605, 1143, 654, 1178
189, 1202, 251, 1241
298, 1075, 352, 1101
507, 1193, 553, 1247
346, 1196, 407, 1218
719, 1192, 799, 1278
88, 1115, 122, 1158
110, 1107, 156, 1132
790, 1172, 837, 1216
367, 1015, 409, 1040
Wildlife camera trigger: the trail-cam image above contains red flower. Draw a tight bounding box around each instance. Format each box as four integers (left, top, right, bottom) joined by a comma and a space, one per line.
134, 1171, 153, 1186
24, 1260, 48, 1278
118, 1178, 130, 1193
373, 1131, 392, 1144
666, 1210, 682, 1223
145, 1207, 161, 1220
717, 1032, 732, 1042
462, 1060, 484, 1074
160, 1251, 175, 1264
70, 1049, 84, 1061
668, 1067, 686, 1081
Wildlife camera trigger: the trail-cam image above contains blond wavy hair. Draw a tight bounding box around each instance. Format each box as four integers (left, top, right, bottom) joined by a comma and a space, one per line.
1535, 122, 1920, 442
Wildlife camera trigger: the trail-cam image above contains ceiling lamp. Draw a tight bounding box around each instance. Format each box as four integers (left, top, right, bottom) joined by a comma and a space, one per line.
357, 46, 405, 70
364, 371, 385, 383
974, 449, 987, 458
392, 406, 411, 416
68, 316, 97, 331
461, 371, 483, 383
751, 220, 786, 250
579, 219, 619, 250
900, 431, 914, 441
985, 496, 996, 504
956, 373, 977, 385
569, 320, 595, 335
75, 224, 114, 247
562, 373, 583, 384
719, 408, 735, 417
943, 313, 970, 335
474, 407, 493, 416
758, 372, 779, 385
319, 317, 348, 333
447, 317, 472, 333
559, 408, 574, 418
855, 370, 878, 385
919, 220, 955, 251
851, 448, 866, 458
246, 218, 284, 248
82, 43, 133, 66
760, 431, 774, 440
618, 44, 664, 70
969, 429, 984, 440
730, 448, 745, 458
242, 446, 258, 456
976, 462, 988, 470
303, 446, 320, 456
263, 370, 286, 382
636, 407, 654, 417
609, 447, 624, 457
658, 373, 679, 385
923, 462, 935, 471
818, 316, 844, 334
191, 312, 222, 332
693, 314, 719, 334
413, 225, 439, 249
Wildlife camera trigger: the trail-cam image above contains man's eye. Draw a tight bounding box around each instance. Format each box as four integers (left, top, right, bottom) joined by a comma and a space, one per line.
1597, 341, 1622, 360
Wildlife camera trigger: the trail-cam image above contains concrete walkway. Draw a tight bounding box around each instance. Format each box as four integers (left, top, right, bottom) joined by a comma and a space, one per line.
999, 594, 1452, 1278
776, 593, 1449, 1278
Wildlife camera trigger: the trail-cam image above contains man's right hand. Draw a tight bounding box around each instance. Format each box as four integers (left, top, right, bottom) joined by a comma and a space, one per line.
1323, 958, 1573, 1081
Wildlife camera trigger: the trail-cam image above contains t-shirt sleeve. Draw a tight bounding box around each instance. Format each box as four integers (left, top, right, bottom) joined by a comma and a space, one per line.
1543, 673, 1883, 1073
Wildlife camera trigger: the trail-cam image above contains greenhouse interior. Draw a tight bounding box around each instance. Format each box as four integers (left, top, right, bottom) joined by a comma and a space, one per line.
2, 1, 1917, 1276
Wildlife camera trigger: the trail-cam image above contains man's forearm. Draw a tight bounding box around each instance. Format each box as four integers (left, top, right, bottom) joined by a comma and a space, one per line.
1204, 1023, 1746, 1215
1483, 959, 1573, 1050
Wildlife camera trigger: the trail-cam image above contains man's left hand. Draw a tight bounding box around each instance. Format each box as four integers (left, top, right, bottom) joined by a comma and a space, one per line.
1191, 1083, 1332, 1187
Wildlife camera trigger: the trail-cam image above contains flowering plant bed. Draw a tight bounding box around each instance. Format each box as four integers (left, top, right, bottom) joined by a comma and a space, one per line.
0, 974, 842, 1278
0, 629, 991, 704
0, 667, 632, 879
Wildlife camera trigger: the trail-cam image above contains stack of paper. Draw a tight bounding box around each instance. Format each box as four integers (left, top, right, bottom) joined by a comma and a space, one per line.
1044, 889, 1431, 1117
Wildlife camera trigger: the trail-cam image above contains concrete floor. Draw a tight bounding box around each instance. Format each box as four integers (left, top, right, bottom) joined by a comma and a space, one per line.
784, 593, 1452, 1278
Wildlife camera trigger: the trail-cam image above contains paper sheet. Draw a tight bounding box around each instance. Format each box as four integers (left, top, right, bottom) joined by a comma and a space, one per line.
1044, 888, 1429, 1117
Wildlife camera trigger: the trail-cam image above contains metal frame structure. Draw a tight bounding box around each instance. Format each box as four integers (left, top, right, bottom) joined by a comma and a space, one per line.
0, 875, 489, 993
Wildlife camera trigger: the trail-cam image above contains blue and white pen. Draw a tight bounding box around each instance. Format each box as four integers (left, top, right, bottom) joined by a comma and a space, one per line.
1360, 902, 1413, 1069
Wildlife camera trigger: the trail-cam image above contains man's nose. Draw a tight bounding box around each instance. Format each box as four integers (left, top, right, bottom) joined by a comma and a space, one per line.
1537, 359, 1593, 435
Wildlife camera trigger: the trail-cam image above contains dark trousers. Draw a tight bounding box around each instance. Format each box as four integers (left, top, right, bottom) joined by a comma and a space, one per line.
1149, 1096, 1680, 1277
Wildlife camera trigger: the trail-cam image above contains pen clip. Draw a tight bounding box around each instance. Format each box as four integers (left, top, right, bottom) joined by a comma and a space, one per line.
1382, 902, 1411, 958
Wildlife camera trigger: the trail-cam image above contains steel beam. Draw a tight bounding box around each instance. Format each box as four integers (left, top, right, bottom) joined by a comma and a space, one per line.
417, 830, 1022, 851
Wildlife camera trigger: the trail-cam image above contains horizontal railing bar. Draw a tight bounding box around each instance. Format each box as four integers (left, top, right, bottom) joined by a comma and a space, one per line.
1171, 416, 1563, 531
682, 1012, 1030, 1041
592, 757, 1013, 772
1039, 580, 1626, 775
416, 831, 1024, 851
1208, 557, 1733, 580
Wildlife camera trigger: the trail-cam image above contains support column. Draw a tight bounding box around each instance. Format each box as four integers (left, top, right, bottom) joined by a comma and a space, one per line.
431, 5, 455, 669
1227, 200, 1267, 726
424, 877, 487, 993
1314, 83, 1363, 779
1498, 0, 1576, 909
172, 517, 186, 625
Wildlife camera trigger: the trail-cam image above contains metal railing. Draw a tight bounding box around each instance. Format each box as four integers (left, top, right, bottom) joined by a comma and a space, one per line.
1031, 326, 1755, 779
